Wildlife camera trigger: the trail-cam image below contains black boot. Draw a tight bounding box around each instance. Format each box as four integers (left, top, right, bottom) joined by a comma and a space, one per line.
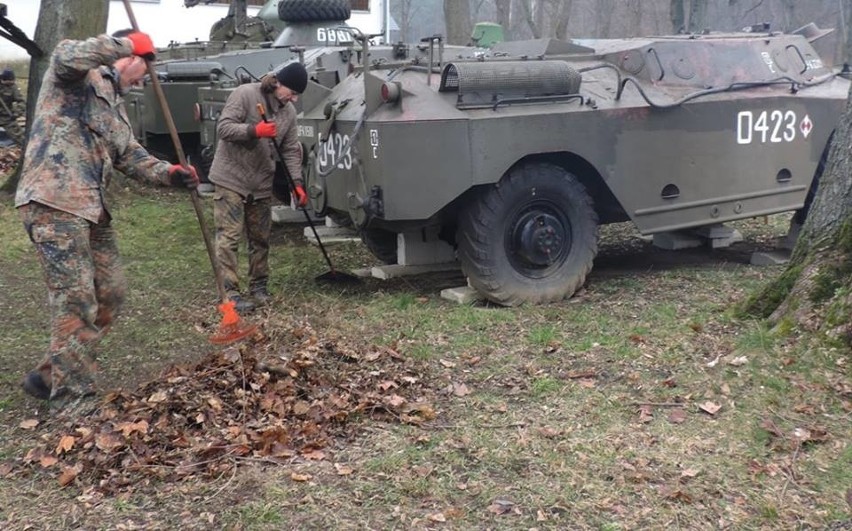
230, 294, 256, 314
22, 371, 51, 400
250, 281, 272, 307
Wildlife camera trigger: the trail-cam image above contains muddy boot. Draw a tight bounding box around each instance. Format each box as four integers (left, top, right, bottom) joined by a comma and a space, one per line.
230, 293, 256, 314
22, 371, 52, 400
250, 281, 272, 307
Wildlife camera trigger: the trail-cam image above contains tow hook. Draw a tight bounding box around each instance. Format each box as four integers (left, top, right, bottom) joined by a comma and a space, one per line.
347, 186, 384, 227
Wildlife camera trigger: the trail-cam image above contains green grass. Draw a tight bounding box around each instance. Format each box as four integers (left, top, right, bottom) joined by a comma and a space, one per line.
0, 188, 849, 530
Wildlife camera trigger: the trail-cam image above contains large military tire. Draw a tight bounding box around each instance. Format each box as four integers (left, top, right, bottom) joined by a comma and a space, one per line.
278, 0, 351, 23
457, 163, 598, 306
360, 228, 398, 265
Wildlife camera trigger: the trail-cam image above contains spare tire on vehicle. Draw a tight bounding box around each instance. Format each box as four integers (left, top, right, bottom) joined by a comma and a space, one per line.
278, 0, 351, 23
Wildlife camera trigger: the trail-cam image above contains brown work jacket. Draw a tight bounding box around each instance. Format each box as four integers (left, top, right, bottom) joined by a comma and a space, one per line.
207, 82, 302, 200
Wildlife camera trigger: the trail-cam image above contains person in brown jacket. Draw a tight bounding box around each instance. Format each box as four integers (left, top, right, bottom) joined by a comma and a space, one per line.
208, 62, 308, 313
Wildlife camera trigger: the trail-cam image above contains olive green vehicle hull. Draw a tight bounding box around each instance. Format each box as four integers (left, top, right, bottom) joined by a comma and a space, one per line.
297, 26, 849, 305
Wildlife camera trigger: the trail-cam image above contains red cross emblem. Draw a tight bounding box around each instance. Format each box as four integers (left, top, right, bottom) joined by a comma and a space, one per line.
800, 115, 813, 138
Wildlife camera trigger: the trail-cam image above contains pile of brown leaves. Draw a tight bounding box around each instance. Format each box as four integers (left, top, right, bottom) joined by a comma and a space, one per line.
8, 322, 436, 491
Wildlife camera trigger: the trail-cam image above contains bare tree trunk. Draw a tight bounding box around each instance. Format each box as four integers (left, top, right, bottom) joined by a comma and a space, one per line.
741, 81, 852, 345
395, 0, 419, 43
670, 0, 685, 32
551, 0, 574, 39
443, 0, 472, 44
688, 0, 707, 32
843, 0, 852, 66
2, 0, 109, 194
595, 0, 615, 37
494, 0, 512, 39
518, 0, 540, 38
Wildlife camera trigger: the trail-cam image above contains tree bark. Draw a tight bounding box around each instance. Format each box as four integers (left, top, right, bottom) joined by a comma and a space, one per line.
670, 0, 685, 33
1, 0, 109, 193
443, 0, 472, 45
687, 0, 707, 32
741, 80, 852, 345
494, 0, 512, 39
518, 0, 540, 38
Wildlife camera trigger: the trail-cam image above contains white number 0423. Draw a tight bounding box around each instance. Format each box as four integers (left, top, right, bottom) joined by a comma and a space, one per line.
737, 110, 798, 144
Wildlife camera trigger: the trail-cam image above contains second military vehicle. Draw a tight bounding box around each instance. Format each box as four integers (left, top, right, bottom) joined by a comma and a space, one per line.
297, 23, 848, 306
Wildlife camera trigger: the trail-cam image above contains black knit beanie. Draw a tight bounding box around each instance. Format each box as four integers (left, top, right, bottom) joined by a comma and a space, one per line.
275, 62, 308, 94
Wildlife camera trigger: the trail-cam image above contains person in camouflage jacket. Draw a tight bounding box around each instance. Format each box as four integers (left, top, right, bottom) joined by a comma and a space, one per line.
0, 68, 25, 146
14, 30, 200, 416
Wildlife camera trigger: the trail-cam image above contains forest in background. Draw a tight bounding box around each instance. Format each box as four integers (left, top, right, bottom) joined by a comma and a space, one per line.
394, 0, 851, 65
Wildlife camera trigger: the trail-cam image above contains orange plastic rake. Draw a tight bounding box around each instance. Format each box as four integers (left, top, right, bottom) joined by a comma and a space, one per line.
210, 299, 257, 345
122, 0, 257, 345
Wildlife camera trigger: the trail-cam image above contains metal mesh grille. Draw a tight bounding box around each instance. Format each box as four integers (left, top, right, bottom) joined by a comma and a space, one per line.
439, 61, 581, 97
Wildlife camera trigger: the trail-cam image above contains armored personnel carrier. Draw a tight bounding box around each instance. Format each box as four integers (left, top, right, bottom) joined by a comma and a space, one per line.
297, 24, 848, 306
125, 0, 369, 174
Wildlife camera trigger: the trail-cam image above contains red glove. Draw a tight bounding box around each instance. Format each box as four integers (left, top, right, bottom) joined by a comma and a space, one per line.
168, 164, 200, 189
292, 182, 308, 207
126, 31, 156, 61
254, 121, 277, 138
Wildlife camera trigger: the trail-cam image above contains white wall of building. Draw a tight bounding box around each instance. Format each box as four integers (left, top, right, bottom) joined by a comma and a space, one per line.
0, 0, 259, 62
0, 0, 387, 63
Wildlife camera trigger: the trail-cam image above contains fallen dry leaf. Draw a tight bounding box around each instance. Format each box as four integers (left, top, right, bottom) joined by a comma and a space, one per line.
147, 390, 168, 403
426, 513, 446, 523
301, 449, 326, 461
452, 383, 471, 397
290, 472, 312, 482
638, 405, 654, 423
680, 468, 700, 481
667, 409, 687, 424
115, 420, 149, 438
384, 394, 407, 407
699, 402, 722, 415
334, 463, 354, 475
55, 435, 76, 455
39, 455, 59, 468
58, 463, 83, 487
487, 499, 515, 515
727, 356, 748, 366
19, 419, 39, 430
537, 426, 561, 438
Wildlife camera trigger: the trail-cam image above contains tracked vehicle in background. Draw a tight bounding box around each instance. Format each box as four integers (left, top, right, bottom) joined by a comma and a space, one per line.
298, 23, 848, 306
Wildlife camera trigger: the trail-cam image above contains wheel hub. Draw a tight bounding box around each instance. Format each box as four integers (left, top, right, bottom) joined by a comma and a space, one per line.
512, 210, 568, 268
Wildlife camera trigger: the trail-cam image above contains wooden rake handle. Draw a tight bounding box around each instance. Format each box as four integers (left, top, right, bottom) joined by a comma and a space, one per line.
121, 0, 227, 303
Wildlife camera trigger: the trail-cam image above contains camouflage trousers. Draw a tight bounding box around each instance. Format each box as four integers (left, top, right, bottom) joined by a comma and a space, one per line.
213, 186, 271, 295
20, 202, 127, 399
0, 115, 24, 145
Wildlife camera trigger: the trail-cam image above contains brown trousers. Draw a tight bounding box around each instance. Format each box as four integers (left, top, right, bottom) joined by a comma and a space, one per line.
213, 186, 272, 295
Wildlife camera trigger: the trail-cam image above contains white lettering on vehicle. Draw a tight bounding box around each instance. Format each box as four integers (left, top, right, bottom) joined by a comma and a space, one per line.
736, 110, 806, 145
297, 125, 315, 138
760, 52, 776, 73
805, 58, 824, 70
316, 28, 354, 43
317, 132, 353, 171
370, 129, 379, 159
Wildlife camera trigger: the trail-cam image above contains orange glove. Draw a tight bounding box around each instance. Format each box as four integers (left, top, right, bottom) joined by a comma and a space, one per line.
127, 31, 156, 61
292, 182, 308, 207
254, 121, 277, 138
168, 164, 200, 189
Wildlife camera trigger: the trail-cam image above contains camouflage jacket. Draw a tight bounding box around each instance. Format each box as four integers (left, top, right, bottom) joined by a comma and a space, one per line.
0, 83, 24, 120
15, 35, 171, 223
208, 82, 302, 200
